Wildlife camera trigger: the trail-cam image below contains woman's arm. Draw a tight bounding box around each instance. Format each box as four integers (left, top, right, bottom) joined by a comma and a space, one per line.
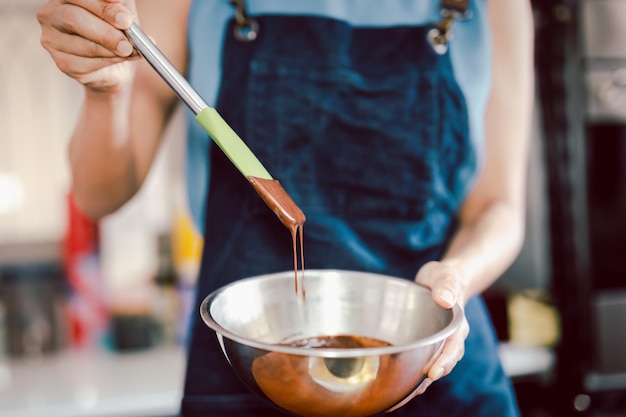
439, 0, 536, 300
38, 0, 191, 219
393, 0, 535, 407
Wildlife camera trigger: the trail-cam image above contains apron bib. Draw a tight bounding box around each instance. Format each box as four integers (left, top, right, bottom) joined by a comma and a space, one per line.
181, 12, 519, 417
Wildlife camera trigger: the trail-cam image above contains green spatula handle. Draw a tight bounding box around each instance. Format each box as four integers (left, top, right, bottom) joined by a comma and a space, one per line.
125, 22, 272, 180
195, 108, 272, 179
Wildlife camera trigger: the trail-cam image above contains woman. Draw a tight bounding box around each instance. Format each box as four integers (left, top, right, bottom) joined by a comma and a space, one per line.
37, 0, 534, 415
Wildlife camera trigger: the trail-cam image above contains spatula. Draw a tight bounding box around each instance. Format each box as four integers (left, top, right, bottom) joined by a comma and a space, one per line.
124, 22, 305, 230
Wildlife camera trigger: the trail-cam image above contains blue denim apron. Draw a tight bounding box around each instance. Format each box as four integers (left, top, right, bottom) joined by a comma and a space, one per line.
181, 14, 520, 417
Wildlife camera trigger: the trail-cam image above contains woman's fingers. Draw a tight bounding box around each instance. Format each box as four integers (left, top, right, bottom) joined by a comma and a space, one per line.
39, 1, 134, 58
425, 315, 469, 380
44, 30, 120, 61
415, 261, 465, 308
54, 0, 136, 30
37, 0, 140, 89
54, 49, 139, 84
385, 317, 470, 413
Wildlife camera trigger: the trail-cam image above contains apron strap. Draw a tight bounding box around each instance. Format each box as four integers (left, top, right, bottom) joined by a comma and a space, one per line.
228, 0, 473, 55
429, 0, 473, 55
229, 0, 259, 42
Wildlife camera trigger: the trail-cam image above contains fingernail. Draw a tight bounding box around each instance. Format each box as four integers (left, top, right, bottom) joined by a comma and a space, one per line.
116, 40, 133, 56
115, 12, 133, 28
432, 367, 445, 381
440, 289, 455, 306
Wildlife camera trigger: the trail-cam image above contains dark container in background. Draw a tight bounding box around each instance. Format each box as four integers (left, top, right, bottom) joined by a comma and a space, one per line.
0, 262, 67, 357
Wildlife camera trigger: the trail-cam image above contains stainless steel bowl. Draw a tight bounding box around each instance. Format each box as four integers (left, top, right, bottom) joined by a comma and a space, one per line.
200, 269, 463, 417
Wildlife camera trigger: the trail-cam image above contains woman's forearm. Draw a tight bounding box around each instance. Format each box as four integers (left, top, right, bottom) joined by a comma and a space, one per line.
441, 200, 525, 303
68, 87, 140, 219
442, 0, 535, 304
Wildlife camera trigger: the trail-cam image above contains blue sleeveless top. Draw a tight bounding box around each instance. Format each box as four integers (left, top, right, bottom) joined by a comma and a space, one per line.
185, 0, 492, 232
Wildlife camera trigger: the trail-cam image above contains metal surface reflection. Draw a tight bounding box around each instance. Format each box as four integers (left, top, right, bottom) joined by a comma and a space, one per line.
201, 270, 463, 417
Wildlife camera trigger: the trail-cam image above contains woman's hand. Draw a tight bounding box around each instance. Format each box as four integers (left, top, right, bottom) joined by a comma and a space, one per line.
37, 0, 140, 91
387, 260, 470, 412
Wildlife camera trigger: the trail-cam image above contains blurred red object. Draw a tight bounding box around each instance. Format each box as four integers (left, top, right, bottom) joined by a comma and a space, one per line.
62, 193, 109, 348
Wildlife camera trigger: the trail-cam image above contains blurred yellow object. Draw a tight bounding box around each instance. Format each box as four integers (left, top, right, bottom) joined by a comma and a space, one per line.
170, 208, 203, 345
171, 208, 203, 283
508, 289, 561, 347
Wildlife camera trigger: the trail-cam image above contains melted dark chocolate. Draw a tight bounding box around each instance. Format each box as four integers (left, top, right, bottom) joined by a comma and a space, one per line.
248, 176, 306, 295
283, 335, 392, 349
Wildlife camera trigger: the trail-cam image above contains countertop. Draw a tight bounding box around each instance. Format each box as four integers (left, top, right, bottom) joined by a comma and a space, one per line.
0, 342, 552, 417
0, 346, 185, 417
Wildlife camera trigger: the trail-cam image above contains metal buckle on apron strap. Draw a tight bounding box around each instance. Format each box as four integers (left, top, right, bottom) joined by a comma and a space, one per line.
228, 0, 471, 51
428, 0, 473, 55
230, 0, 259, 42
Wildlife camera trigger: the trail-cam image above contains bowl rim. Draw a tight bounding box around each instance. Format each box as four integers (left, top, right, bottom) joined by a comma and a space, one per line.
200, 269, 464, 358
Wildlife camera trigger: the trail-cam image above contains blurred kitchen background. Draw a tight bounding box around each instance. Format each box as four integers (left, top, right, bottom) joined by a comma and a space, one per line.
1, 0, 625, 416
